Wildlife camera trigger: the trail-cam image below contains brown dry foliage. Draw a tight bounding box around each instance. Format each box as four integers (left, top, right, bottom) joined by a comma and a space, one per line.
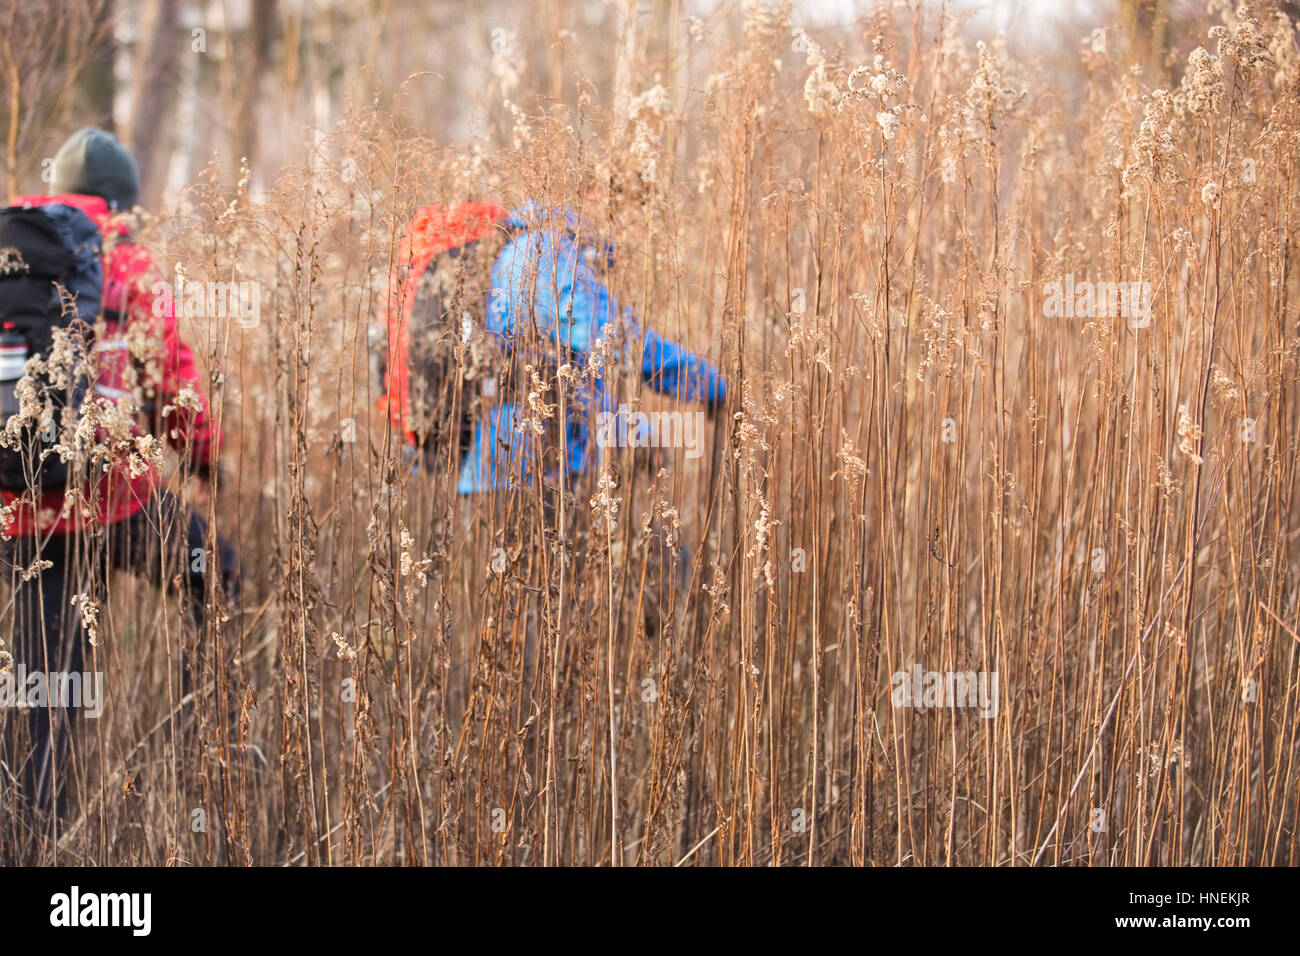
2, 0, 1300, 866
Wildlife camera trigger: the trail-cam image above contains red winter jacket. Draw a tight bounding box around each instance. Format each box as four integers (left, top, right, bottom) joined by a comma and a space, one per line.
378, 201, 506, 443
2, 193, 220, 537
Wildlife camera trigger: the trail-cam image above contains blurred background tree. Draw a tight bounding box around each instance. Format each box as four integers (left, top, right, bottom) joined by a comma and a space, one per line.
0, 1, 1259, 207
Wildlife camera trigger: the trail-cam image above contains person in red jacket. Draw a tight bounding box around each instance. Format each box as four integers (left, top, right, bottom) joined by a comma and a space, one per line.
0, 128, 238, 814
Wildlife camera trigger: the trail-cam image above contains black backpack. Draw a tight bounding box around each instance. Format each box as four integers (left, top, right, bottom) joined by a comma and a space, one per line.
405, 238, 504, 458
0, 201, 102, 492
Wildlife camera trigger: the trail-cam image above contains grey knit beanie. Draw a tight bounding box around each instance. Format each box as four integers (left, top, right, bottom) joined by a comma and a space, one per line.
51, 127, 141, 211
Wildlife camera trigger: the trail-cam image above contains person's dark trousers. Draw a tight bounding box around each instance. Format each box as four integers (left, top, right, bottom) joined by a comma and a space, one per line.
0, 492, 239, 816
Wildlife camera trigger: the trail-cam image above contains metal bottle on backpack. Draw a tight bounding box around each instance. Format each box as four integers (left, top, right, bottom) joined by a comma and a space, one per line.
0, 323, 27, 419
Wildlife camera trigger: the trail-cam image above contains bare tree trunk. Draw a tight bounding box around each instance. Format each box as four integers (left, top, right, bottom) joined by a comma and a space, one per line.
1119, 0, 1139, 69
164, 17, 199, 200
612, 0, 638, 118
77, 0, 116, 130
235, 0, 276, 190
127, 0, 179, 206
1149, 0, 1170, 81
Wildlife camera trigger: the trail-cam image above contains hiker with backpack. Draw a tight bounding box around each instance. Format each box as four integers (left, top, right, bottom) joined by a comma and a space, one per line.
377, 199, 727, 660
0, 127, 238, 815
378, 200, 727, 494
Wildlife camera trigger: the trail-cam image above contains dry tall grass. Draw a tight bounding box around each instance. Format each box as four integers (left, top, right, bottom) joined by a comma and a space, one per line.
2, 0, 1299, 866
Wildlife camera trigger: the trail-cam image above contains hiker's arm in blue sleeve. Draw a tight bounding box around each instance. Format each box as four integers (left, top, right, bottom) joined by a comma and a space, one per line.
640, 327, 727, 408
568, 245, 727, 407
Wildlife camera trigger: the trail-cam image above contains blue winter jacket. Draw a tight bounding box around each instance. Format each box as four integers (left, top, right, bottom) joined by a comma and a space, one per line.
456, 203, 726, 493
